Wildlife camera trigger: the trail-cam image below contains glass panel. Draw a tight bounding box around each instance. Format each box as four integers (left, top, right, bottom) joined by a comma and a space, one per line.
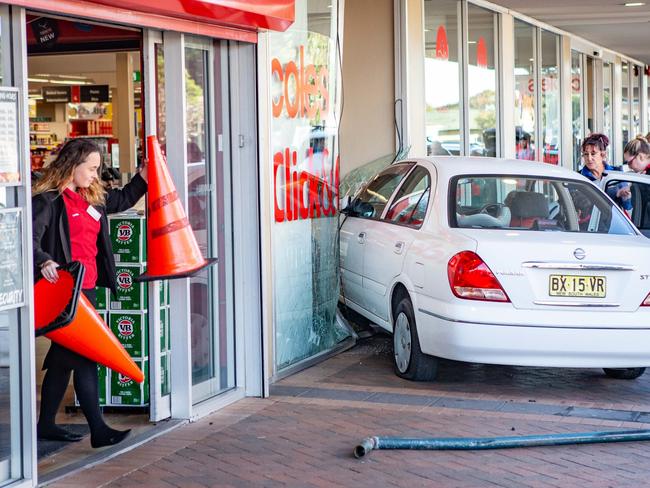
540, 30, 560, 165
185, 44, 234, 402
424, 0, 461, 156
605, 180, 650, 236
632, 64, 642, 141
452, 176, 636, 234
622, 61, 630, 153
585, 56, 594, 135
0, 308, 17, 483
467, 4, 497, 157
155, 43, 166, 149
603, 62, 613, 164
269, 0, 348, 371
514, 21, 536, 161
571, 51, 583, 169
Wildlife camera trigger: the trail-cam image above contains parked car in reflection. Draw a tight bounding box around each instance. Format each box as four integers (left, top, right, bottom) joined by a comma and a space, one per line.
340, 156, 650, 381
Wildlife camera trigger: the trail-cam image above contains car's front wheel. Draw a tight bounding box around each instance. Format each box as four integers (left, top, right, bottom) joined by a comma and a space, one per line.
392, 297, 438, 381
603, 367, 646, 380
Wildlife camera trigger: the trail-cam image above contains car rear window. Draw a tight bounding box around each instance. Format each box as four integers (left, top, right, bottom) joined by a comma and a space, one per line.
450, 175, 637, 235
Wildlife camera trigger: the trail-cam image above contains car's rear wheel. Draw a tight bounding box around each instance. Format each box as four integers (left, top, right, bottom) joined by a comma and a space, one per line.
393, 297, 438, 381
603, 367, 646, 380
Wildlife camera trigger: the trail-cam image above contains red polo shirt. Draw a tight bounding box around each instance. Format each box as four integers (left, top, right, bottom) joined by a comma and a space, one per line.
62, 189, 100, 289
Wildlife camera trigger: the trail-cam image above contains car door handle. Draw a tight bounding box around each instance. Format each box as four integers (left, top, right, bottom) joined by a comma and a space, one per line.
357, 232, 366, 244
394, 241, 405, 254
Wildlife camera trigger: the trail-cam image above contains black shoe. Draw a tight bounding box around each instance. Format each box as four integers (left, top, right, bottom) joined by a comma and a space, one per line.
90, 428, 131, 449
37, 426, 84, 442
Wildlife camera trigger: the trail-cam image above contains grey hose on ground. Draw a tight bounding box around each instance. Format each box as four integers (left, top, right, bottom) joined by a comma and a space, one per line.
353, 429, 650, 459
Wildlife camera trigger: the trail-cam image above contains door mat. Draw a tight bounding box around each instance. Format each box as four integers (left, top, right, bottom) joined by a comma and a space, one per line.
37, 424, 89, 459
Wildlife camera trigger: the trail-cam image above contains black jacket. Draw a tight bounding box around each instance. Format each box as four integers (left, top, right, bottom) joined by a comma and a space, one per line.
32, 174, 147, 295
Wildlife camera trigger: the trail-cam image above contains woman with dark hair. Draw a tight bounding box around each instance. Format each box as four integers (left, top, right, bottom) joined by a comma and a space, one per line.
32, 138, 147, 448
578, 133, 632, 212
624, 136, 650, 174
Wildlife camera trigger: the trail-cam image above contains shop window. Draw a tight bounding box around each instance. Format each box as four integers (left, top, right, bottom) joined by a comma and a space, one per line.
603, 62, 613, 164
467, 4, 497, 157
423, 0, 461, 157
632, 64, 642, 140
571, 50, 583, 169
622, 61, 630, 153
514, 20, 536, 161
540, 30, 560, 165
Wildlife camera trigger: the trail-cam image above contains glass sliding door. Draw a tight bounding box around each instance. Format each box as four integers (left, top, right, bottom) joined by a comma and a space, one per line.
184, 39, 234, 404
603, 62, 613, 163
540, 30, 560, 164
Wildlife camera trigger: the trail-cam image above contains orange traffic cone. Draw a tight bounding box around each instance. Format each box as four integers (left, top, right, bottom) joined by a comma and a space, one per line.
34, 261, 84, 336
34, 269, 144, 383
136, 135, 217, 282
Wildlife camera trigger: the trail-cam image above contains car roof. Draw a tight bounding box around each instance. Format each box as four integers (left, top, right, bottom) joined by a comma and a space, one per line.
403, 156, 587, 182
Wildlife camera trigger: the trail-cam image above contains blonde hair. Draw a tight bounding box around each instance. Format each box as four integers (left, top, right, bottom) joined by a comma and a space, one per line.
624, 136, 650, 158
33, 139, 106, 206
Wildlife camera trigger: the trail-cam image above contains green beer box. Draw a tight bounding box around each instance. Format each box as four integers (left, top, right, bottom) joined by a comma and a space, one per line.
160, 306, 170, 352
110, 264, 147, 310
109, 214, 146, 263
109, 358, 149, 406
109, 311, 148, 358
161, 352, 170, 396
95, 287, 108, 311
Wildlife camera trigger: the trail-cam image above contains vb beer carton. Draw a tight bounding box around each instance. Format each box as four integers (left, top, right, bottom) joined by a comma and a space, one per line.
95, 286, 108, 310
109, 214, 146, 263
110, 265, 147, 310
109, 358, 149, 406
109, 311, 148, 358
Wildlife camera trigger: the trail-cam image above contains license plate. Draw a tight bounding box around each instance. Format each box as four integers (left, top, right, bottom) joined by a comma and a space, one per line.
549, 274, 606, 298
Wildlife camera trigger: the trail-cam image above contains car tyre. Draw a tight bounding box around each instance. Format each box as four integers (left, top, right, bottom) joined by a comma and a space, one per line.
603, 367, 646, 380
392, 297, 438, 381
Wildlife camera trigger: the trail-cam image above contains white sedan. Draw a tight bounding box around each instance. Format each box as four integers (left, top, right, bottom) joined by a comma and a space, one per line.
340, 156, 650, 381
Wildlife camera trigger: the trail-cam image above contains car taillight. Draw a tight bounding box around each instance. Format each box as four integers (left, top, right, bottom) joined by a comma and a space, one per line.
641, 292, 650, 306
447, 251, 510, 302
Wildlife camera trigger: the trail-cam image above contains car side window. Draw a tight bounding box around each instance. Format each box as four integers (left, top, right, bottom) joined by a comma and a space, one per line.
384, 166, 431, 227
605, 180, 650, 237
350, 163, 414, 219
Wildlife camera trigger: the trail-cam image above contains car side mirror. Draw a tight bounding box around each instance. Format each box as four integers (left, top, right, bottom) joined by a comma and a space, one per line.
340, 195, 351, 211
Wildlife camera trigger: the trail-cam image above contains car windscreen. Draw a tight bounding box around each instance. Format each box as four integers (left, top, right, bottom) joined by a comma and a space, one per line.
450, 175, 637, 235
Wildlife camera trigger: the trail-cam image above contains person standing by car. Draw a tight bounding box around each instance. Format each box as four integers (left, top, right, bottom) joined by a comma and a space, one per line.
578, 133, 632, 213
624, 136, 650, 175
32, 138, 147, 448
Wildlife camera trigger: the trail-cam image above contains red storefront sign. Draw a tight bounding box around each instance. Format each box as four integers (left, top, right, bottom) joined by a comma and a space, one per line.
7, 0, 294, 41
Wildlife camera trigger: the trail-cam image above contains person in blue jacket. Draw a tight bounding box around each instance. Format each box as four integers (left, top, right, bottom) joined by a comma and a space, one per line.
578, 133, 632, 212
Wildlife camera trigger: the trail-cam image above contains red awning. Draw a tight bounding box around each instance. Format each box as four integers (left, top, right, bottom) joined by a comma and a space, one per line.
89, 0, 294, 32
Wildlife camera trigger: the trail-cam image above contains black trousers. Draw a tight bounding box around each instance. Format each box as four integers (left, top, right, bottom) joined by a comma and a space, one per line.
39, 288, 108, 435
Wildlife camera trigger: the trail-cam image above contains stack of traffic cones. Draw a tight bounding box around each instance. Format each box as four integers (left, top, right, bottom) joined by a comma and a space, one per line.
136, 135, 217, 282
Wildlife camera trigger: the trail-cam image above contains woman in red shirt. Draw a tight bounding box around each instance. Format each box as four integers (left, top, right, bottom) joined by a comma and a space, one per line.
32, 138, 147, 448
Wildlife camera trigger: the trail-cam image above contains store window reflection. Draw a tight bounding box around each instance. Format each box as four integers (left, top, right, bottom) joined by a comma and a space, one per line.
467, 5, 497, 157
632, 64, 641, 140
540, 30, 560, 165
571, 51, 583, 169
622, 61, 630, 153
514, 20, 536, 161
424, 0, 460, 156
603, 62, 613, 164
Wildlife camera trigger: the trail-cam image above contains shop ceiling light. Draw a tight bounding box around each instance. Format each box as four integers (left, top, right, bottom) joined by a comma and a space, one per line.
49, 79, 93, 85
27, 77, 49, 83
623, 2, 645, 6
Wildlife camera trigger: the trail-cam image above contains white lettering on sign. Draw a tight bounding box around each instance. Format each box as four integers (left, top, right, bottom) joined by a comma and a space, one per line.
0, 289, 23, 306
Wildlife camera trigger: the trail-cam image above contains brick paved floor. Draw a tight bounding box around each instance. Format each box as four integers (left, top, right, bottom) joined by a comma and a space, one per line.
49, 334, 650, 487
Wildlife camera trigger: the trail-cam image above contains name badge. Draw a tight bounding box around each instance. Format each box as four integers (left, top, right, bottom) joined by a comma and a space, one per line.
87, 205, 101, 221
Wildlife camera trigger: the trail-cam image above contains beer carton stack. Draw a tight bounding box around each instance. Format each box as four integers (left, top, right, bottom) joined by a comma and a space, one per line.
83, 211, 170, 408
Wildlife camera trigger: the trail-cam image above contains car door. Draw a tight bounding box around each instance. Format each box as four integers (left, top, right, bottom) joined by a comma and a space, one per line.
362, 165, 434, 321
340, 163, 414, 309
601, 172, 650, 238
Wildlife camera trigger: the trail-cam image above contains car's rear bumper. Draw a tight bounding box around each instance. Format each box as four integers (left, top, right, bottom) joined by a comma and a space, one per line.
416, 308, 650, 368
